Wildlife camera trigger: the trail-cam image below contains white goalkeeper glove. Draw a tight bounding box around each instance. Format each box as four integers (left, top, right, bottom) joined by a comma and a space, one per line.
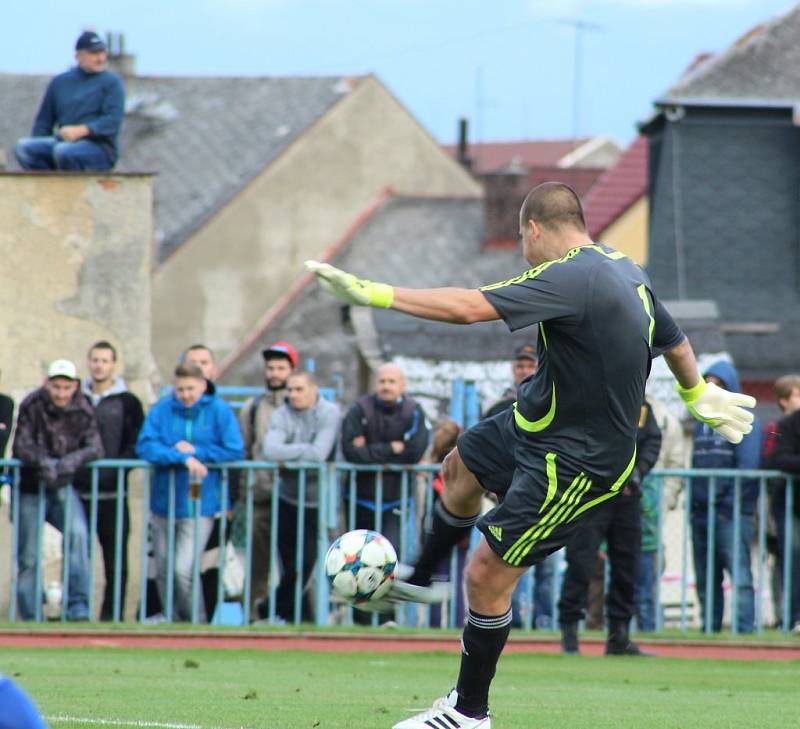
304, 260, 394, 308
677, 378, 756, 444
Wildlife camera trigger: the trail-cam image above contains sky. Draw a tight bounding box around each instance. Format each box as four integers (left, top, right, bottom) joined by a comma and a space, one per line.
2, 0, 797, 147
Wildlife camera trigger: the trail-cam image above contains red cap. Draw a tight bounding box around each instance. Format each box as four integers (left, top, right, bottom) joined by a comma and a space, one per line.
262, 341, 298, 368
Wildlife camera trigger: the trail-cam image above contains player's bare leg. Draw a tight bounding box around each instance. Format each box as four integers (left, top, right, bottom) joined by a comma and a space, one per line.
409, 446, 484, 586
393, 540, 525, 729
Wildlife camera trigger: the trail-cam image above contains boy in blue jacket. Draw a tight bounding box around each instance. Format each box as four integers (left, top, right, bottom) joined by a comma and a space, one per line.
137, 364, 244, 622
691, 359, 762, 633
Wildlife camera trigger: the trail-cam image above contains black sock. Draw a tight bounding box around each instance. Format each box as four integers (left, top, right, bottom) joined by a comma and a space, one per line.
409, 500, 479, 586
455, 607, 512, 718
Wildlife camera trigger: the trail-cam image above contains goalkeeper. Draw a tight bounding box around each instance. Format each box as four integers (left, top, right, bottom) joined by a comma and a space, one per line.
307, 182, 755, 729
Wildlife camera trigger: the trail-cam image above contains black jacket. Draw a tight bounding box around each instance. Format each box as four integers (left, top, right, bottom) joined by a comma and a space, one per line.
341, 394, 429, 503
74, 379, 144, 494
767, 409, 800, 516
0, 393, 13, 458
629, 401, 662, 489
13, 387, 104, 493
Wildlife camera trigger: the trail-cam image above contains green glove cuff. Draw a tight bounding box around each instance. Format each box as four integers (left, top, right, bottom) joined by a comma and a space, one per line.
676, 377, 706, 405
370, 282, 394, 309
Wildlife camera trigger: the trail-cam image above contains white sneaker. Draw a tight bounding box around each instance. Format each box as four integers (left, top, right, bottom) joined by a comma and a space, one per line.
392, 689, 491, 729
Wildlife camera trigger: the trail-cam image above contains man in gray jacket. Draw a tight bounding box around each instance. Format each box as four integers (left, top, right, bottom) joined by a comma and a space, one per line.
263, 371, 340, 623
237, 341, 298, 617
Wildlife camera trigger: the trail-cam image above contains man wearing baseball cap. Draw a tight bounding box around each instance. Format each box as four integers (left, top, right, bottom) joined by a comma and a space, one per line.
14, 30, 124, 171
484, 343, 539, 419
12, 359, 104, 621
237, 341, 299, 620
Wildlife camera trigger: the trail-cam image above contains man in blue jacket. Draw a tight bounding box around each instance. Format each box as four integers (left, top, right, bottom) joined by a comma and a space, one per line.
14, 31, 124, 171
691, 359, 762, 633
136, 364, 244, 622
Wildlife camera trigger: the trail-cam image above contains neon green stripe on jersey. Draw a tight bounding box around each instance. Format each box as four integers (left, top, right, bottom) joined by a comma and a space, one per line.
585, 244, 627, 260
503, 472, 587, 565
539, 321, 548, 350
479, 246, 584, 292
513, 477, 593, 564
540, 452, 558, 513
567, 447, 636, 523
504, 472, 584, 564
637, 284, 655, 346
513, 382, 556, 433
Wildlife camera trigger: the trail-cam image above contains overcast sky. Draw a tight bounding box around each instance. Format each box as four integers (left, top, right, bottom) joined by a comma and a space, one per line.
3, 0, 796, 147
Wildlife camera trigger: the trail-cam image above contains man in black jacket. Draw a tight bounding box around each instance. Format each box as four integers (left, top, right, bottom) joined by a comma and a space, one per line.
12, 359, 104, 621
341, 363, 430, 546
558, 399, 662, 655
0, 369, 13, 459
74, 341, 144, 621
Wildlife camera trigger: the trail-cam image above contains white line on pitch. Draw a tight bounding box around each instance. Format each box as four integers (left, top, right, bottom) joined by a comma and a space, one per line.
45, 716, 260, 729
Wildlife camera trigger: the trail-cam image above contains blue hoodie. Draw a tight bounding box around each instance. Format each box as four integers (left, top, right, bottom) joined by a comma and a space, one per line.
136, 391, 244, 518
690, 360, 762, 517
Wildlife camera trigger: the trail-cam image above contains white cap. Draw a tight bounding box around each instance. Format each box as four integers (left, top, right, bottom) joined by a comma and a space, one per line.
47, 359, 78, 380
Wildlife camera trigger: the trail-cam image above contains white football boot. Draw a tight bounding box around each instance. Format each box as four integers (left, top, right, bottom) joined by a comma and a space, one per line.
392, 689, 491, 729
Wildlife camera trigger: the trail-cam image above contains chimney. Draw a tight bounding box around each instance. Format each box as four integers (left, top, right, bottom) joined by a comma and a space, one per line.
482, 164, 530, 249
456, 117, 472, 171
106, 32, 136, 78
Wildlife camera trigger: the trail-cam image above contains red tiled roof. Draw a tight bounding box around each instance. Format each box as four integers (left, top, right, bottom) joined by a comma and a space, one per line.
444, 139, 590, 174
583, 136, 648, 239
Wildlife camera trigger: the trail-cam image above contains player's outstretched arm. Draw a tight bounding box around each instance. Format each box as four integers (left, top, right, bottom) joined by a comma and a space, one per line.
664, 337, 756, 445
305, 260, 500, 324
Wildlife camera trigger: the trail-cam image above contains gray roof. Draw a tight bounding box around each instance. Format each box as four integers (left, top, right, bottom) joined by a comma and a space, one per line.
334, 196, 537, 361
668, 5, 800, 100
0, 73, 353, 259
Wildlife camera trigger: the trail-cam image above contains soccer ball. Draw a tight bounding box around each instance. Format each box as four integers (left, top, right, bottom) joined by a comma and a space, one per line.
325, 529, 398, 604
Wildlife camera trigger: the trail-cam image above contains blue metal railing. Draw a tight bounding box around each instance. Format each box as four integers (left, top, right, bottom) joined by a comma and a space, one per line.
1, 460, 795, 634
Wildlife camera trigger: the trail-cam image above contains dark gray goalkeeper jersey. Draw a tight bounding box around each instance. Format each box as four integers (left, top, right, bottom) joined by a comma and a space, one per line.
480, 243, 684, 483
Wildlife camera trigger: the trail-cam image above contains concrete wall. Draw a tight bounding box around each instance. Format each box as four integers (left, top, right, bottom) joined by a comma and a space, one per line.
152, 75, 482, 379
599, 196, 649, 266
0, 172, 155, 403
0, 171, 154, 621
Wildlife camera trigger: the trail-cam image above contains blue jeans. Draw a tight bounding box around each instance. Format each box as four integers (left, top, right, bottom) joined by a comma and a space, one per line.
16, 487, 90, 620
14, 136, 114, 171
635, 550, 657, 631
691, 512, 755, 632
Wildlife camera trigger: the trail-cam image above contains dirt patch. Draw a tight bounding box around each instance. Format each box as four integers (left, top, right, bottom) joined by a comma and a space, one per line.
0, 630, 797, 661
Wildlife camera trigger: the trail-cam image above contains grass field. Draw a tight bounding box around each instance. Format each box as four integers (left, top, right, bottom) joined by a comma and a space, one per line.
2, 646, 798, 729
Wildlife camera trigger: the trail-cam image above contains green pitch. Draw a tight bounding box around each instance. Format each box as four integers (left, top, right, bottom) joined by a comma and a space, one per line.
2, 647, 798, 729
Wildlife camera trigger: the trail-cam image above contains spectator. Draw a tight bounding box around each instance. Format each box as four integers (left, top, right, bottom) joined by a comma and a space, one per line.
636, 395, 687, 631
237, 341, 298, 618
765, 374, 800, 632
182, 344, 218, 392
558, 398, 662, 654
73, 341, 144, 621
341, 363, 430, 548
12, 359, 103, 621
690, 360, 762, 633
484, 343, 555, 628
483, 342, 538, 418
14, 31, 124, 172
263, 371, 340, 623
0, 369, 13, 458
136, 363, 244, 622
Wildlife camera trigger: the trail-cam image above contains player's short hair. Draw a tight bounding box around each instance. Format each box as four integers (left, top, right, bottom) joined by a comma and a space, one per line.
775, 374, 800, 403
89, 340, 117, 360
520, 182, 586, 232
174, 364, 205, 380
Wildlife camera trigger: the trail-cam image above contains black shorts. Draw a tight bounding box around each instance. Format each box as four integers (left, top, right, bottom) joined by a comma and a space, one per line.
458, 410, 620, 568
